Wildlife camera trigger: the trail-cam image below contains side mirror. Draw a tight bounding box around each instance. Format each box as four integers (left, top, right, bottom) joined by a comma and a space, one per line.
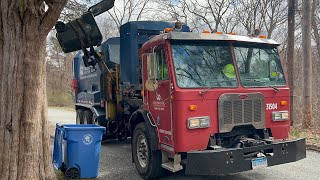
145, 53, 158, 91
147, 53, 158, 80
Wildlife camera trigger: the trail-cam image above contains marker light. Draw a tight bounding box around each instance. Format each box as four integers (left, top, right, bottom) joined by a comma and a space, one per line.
188, 105, 197, 111
272, 111, 289, 121
280, 101, 287, 106
215, 31, 223, 34
187, 116, 210, 129
164, 28, 173, 33
202, 30, 210, 33
229, 32, 236, 35
258, 35, 267, 39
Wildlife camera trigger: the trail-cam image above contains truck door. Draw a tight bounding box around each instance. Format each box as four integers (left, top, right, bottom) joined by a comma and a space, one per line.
146, 48, 173, 147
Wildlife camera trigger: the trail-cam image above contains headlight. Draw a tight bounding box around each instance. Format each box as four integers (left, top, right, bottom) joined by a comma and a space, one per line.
272, 111, 289, 121
187, 116, 210, 129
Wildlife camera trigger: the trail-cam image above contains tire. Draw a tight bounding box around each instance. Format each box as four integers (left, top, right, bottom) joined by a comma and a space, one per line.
132, 123, 163, 179
76, 109, 84, 124
83, 110, 93, 124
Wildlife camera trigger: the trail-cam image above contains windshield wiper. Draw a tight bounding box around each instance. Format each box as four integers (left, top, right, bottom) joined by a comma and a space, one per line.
268, 85, 280, 92
244, 78, 280, 92
244, 78, 264, 82
199, 80, 236, 95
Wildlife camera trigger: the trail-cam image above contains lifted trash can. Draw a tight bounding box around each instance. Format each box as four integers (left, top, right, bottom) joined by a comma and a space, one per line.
53, 124, 106, 179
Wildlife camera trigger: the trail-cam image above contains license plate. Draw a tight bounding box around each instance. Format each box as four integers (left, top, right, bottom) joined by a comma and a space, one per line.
252, 157, 268, 169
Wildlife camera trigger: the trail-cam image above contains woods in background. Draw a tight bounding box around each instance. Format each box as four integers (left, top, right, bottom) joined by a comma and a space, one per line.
46, 0, 320, 129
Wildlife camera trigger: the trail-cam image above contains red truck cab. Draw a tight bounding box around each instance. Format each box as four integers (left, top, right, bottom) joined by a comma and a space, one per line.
134, 31, 305, 177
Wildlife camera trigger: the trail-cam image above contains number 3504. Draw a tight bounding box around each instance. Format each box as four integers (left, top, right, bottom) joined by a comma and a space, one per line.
266, 103, 278, 110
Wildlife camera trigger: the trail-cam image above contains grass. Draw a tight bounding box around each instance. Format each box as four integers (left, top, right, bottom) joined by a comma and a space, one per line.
55, 170, 67, 180
290, 128, 320, 147
47, 90, 75, 112
47, 91, 74, 108
49, 106, 75, 112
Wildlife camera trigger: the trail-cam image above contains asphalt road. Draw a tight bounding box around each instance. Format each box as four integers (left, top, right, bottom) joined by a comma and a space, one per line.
48, 108, 76, 124
48, 108, 320, 180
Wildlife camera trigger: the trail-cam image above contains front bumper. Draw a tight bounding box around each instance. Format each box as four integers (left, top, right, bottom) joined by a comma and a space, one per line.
185, 138, 306, 175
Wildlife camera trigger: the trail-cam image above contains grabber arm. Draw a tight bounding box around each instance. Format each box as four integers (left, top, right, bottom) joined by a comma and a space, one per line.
82, 46, 114, 81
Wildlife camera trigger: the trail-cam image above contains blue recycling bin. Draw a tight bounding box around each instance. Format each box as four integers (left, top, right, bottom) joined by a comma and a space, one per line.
53, 124, 106, 179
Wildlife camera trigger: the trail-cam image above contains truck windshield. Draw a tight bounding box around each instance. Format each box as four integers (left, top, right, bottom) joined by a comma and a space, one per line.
233, 44, 286, 87
171, 42, 238, 88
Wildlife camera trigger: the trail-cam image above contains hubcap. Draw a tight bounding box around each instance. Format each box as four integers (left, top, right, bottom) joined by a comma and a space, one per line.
137, 134, 148, 168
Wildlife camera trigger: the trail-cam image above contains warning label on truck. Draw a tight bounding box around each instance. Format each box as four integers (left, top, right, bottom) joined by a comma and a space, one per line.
80, 65, 97, 80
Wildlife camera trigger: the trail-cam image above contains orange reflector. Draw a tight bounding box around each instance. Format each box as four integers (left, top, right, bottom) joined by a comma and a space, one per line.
229, 32, 236, 35
189, 105, 197, 111
280, 101, 287, 106
258, 35, 267, 39
215, 31, 223, 34
164, 28, 173, 33
202, 30, 210, 33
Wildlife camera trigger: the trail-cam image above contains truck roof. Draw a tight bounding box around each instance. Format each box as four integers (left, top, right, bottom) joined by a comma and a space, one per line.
166, 31, 280, 45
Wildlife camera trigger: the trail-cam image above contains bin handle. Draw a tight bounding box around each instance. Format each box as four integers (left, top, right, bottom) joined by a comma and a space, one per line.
52, 123, 64, 170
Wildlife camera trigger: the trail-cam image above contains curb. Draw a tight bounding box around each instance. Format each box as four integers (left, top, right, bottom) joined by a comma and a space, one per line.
306, 144, 320, 153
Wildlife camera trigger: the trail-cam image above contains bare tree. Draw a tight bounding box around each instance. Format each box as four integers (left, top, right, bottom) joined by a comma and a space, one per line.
156, 0, 189, 23
47, 36, 74, 105
311, 0, 320, 129
287, 0, 295, 125
107, 0, 151, 30
60, 0, 88, 21
234, 0, 266, 35
0, 1, 66, 179
312, 0, 320, 60
262, 0, 288, 38
302, 0, 312, 128
182, 0, 232, 32
156, 0, 234, 32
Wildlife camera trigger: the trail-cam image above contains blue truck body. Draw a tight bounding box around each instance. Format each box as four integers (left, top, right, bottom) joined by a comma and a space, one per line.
120, 21, 189, 86
73, 38, 120, 105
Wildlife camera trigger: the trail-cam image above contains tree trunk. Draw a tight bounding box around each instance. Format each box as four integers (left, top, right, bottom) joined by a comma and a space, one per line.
312, 0, 320, 61
287, 0, 295, 126
302, 0, 313, 128
0, 1, 65, 179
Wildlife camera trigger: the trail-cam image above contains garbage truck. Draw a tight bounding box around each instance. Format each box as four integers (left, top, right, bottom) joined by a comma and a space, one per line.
55, 1, 306, 179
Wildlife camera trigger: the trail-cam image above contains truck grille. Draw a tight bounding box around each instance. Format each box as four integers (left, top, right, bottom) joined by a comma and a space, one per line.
218, 93, 265, 133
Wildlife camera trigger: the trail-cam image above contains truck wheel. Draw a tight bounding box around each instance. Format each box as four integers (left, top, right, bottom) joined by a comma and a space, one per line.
132, 123, 163, 179
117, 121, 128, 141
83, 110, 93, 124
76, 109, 84, 124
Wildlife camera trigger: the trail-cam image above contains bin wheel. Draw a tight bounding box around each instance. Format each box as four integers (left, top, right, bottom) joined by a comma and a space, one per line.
61, 162, 67, 173
76, 109, 84, 124
83, 110, 93, 124
65, 167, 80, 179
132, 123, 163, 179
